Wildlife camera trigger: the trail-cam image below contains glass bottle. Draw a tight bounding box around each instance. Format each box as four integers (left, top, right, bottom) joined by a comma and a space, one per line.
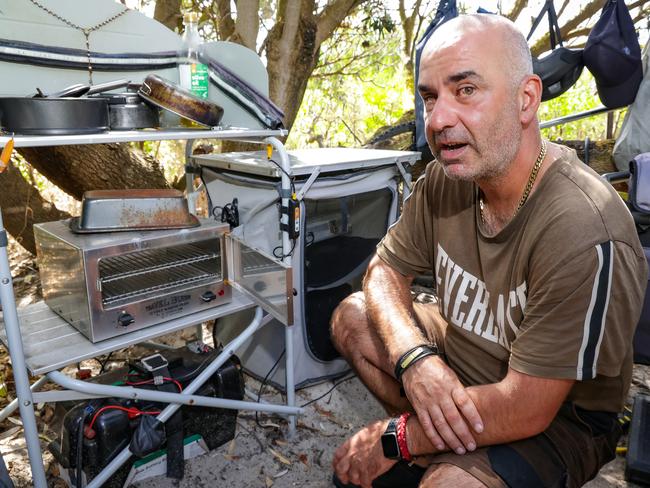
179, 12, 209, 99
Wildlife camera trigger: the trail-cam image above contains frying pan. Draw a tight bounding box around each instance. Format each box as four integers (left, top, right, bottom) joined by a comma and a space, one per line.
0, 79, 131, 135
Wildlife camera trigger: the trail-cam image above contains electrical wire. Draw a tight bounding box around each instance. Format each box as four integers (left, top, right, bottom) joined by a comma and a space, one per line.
76, 410, 87, 487
255, 349, 285, 429
300, 374, 356, 408
125, 376, 183, 393
88, 405, 161, 431
273, 239, 297, 259
268, 158, 296, 195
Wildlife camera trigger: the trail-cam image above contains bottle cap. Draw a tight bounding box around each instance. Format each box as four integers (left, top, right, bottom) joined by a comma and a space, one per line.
183, 12, 199, 23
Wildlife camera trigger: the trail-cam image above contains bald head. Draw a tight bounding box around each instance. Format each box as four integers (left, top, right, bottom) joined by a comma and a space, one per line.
422, 14, 533, 89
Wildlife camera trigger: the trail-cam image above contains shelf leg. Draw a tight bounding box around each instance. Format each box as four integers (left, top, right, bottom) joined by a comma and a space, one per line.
285, 323, 296, 438
0, 376, 48, 423
0, 217, 47, 488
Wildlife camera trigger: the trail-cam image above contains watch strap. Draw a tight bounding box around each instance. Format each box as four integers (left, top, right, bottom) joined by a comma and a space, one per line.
381, 417, 401, 460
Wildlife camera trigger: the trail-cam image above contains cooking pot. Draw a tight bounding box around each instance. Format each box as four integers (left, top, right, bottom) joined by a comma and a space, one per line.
98, 93, 160, 130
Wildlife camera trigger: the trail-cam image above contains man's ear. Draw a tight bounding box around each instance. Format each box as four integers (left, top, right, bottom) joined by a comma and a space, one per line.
519, 74, 542, 126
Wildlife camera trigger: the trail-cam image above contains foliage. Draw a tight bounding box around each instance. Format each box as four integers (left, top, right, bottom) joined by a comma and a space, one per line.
540, 71, 627, 141
288, 18, 412, 148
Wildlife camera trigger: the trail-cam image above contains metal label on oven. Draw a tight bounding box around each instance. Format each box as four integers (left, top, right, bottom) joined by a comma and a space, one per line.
145, 294, 192, 319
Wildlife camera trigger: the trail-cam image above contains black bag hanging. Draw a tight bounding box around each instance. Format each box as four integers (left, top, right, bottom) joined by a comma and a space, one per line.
527, 0, 584, 101
583, 0, 643, 108
413, 0, 458, 162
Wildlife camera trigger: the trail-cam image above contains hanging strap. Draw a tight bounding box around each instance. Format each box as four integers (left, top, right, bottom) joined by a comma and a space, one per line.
527, 0, 563, 48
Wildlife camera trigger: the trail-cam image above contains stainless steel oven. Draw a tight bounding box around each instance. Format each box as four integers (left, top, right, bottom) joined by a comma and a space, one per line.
34, 219, 293, 342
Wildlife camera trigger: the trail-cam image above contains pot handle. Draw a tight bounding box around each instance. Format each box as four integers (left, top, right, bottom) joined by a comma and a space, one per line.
86, 79, 131, 96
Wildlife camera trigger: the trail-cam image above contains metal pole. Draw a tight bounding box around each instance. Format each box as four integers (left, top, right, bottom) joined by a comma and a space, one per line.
263, 137, 297, 437
184, 139, 205, 342
0, 214, 48, 488
0, 376, 48, 423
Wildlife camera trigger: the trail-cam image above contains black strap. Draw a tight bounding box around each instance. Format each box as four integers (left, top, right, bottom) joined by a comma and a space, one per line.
527, 0, 563, 48
155, 365, 184, 480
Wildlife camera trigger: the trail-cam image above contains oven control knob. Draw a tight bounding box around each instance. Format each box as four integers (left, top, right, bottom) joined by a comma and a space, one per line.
201, 291, 217, 302
117, 312, 134, 328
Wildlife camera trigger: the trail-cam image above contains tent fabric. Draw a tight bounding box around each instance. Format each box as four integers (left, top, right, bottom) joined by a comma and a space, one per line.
613, 42, 650, 170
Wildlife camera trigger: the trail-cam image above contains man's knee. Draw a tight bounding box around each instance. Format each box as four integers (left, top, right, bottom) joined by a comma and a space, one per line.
419, 463, 486, 488
330, 291, 368, 355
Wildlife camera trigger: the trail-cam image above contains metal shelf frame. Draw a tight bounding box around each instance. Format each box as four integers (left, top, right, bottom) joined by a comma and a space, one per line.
0, 127, 300, 488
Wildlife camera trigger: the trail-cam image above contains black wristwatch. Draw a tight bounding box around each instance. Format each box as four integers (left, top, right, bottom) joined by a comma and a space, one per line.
381, 417, 401, 460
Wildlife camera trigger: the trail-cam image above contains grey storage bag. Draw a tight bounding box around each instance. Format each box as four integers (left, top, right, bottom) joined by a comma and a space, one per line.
629, 153, 650, 213
613, 42, 650, 170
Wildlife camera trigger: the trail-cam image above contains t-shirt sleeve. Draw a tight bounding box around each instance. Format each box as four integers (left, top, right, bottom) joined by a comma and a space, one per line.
510, 240, 647, 381
376, 173, 434, 277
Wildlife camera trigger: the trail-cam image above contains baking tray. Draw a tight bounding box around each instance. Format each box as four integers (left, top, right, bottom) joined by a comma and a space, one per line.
70, 189, 200, 233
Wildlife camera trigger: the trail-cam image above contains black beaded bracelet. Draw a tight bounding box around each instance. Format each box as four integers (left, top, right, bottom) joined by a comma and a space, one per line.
394, 344, 440, 383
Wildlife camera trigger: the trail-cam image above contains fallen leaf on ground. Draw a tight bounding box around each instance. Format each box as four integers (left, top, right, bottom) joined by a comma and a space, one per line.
227, 438, 236, 455
298, 453, 309, 466
273, 439, 287, 446
273, 469, 288, 478
268, 448, 291, 465
0, 426, 21, 441
7, 416, 22, 426
314, 404, 333, 417
265, 476, 273, 487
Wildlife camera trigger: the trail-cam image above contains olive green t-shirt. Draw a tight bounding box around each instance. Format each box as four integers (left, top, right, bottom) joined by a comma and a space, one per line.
377, 143, 648, 412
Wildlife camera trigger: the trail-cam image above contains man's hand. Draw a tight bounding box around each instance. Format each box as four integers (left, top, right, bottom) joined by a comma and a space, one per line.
401, 355, 483, 454
333, 420, 397, 488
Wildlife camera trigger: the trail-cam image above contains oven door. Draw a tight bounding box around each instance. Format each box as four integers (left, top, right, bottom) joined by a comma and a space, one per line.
225, 234, 293, 325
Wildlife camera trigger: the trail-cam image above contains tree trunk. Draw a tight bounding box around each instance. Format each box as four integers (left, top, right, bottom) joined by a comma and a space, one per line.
0, 162, 70, 255
154, 0, 183, 32
18, 144, 169, 200
263, 0, 365, 130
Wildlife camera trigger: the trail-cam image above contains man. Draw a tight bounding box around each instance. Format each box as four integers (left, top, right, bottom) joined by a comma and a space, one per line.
330, 13, 647, 488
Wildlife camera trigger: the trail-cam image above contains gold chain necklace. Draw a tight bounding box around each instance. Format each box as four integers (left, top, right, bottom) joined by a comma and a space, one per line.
479, 140, 547, 224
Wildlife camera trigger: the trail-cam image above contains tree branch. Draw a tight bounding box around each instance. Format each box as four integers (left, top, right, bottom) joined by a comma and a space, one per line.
315, 0, 366, 46
530, 0, 606, 57
504, 0, 527, 22
557, 0, 571, 19
216, 0, 236, 41
233, 0, 260, 50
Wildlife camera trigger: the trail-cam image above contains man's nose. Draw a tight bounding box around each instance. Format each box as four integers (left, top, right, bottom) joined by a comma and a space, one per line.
425, 94, 458, 133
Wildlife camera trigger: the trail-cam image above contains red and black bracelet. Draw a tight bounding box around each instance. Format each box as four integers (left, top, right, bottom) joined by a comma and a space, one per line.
396, 412, 412, 462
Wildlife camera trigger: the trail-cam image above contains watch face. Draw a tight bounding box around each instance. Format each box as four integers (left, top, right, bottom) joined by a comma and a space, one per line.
381, 432, 400, 459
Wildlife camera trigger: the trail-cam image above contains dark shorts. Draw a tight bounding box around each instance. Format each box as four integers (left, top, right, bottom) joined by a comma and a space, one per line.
334, 302, 622, 488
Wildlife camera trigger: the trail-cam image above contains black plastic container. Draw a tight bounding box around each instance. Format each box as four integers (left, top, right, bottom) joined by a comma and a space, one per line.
50, 348, 244, 487
626, 394, 650, 485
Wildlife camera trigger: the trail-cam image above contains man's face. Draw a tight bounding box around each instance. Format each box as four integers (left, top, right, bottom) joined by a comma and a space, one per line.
418, 27, 522, 181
